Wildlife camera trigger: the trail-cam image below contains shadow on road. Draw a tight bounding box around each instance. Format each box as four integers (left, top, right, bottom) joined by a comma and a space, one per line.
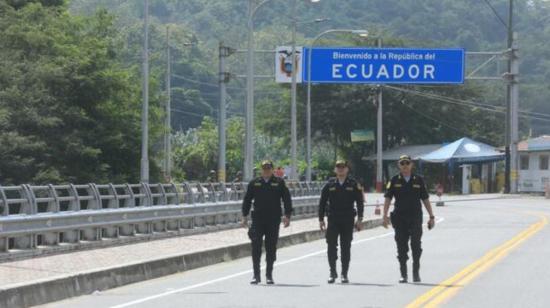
259, 283, 320, 288
339, 282, 394, 287
179, 291, 228, 295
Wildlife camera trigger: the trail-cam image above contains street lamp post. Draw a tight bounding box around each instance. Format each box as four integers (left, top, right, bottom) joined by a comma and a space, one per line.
140, 0, 150, 183
164, 25, 171, 181
290, 0, 298, 180
305, 29, 368, 181
375, 36, 383, 192
245, 0, 271, 181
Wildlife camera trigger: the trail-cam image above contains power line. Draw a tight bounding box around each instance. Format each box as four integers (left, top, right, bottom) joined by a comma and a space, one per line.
171, 74, 291, 94
385, 86, 550, 122
482, 0, 508, 29
400, 102, 470, 135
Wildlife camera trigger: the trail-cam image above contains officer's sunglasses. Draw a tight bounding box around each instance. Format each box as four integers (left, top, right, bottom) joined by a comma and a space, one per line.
399, 161, 411, 166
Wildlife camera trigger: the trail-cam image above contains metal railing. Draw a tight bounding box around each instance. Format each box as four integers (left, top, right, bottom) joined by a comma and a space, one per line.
0, 181, 323, 254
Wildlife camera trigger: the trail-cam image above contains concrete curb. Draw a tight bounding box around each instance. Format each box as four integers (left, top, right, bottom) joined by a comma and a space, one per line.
0, 218, 382, 307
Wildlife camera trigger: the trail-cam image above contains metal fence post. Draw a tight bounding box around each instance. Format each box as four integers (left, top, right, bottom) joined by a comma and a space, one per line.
0, 185, 8, 216
183, 182, 195, 204
142, 183, 153, 206
68, 184, 81, 211
88, 183, 101, 210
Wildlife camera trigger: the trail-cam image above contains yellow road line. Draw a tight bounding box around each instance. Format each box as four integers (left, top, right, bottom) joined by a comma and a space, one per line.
407, 213, 548, 308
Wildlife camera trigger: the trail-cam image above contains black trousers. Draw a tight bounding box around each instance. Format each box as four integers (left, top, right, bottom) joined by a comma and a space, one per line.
326, 216, 355, 276
248, 215, 281, 277
391, 212, 423, 266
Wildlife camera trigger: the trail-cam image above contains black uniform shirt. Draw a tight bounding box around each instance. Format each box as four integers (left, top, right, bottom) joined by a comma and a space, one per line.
318, 177, 365, 221
384, 173, 429, 218
242, 176, 292, 219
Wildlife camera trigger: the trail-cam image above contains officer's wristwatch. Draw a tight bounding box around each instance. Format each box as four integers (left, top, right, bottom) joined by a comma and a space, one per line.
429, 215, 435, 219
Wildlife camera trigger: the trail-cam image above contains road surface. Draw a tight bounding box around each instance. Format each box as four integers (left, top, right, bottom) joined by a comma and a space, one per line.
39, 197, 550, 308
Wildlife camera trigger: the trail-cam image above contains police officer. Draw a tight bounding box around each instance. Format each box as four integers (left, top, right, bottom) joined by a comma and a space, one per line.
319, 160, 365, 284
383, 155, 435, 283
242, 160, 292, 285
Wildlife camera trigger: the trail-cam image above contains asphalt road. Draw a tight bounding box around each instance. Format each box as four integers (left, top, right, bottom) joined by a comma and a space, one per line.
39, 197, 550, 308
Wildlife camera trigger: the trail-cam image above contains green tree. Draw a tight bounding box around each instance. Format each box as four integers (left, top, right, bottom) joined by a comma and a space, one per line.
172, 116, 244, 182
0, 1, 162, 184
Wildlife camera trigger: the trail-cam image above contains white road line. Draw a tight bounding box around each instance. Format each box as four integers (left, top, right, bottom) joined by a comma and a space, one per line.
111, 217, 445, 308
110, 233, 391, 308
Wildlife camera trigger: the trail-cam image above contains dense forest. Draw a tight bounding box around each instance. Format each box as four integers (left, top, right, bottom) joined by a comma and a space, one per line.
1, 0, 549, 185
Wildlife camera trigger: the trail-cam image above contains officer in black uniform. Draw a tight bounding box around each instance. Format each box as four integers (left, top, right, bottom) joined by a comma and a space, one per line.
383, 155, 435, 283
242, 160, 292, 285
319, 160, 365, 284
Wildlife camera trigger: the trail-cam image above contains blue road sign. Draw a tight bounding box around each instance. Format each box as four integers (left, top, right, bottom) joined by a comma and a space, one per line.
302, 47, 465, 84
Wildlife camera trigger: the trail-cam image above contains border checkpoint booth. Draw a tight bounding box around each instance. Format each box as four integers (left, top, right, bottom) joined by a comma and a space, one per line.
364, 137, 505, 194
418, 138, 504, 194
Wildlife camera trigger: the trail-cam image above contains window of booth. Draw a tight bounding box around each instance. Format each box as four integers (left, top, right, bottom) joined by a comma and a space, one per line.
540, 155, 549, 170
520, 155, 530, 170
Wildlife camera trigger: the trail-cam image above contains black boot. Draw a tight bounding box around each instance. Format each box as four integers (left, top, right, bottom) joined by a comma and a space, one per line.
250, 274, 261, 285
250, 265, 261, 285
328, 268, 337, 284
413, 261, 421, 282
266, 264, 274, 284
399, 262, 408, 283
341, 264, 349, 283
341, 274, 349, 284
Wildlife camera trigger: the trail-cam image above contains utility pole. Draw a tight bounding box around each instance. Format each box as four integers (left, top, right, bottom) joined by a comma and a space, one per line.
245, 0, 255, 181
376, 37, 383, 192
219, 42, 234, 183
510, 32, 519, 193
290, 0, 298, 180
504, 0, 513, 193
504, 0, 520, 193
140, 0, 149, 183
164, 25, 172, 181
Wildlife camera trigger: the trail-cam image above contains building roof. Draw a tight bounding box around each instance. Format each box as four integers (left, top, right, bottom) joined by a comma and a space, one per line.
363, 144, 441, 161
419, 137, 504, 163
518, 135, 550, 152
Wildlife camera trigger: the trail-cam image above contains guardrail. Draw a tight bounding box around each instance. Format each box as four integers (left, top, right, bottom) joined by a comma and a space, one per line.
0, 181, 323, 254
